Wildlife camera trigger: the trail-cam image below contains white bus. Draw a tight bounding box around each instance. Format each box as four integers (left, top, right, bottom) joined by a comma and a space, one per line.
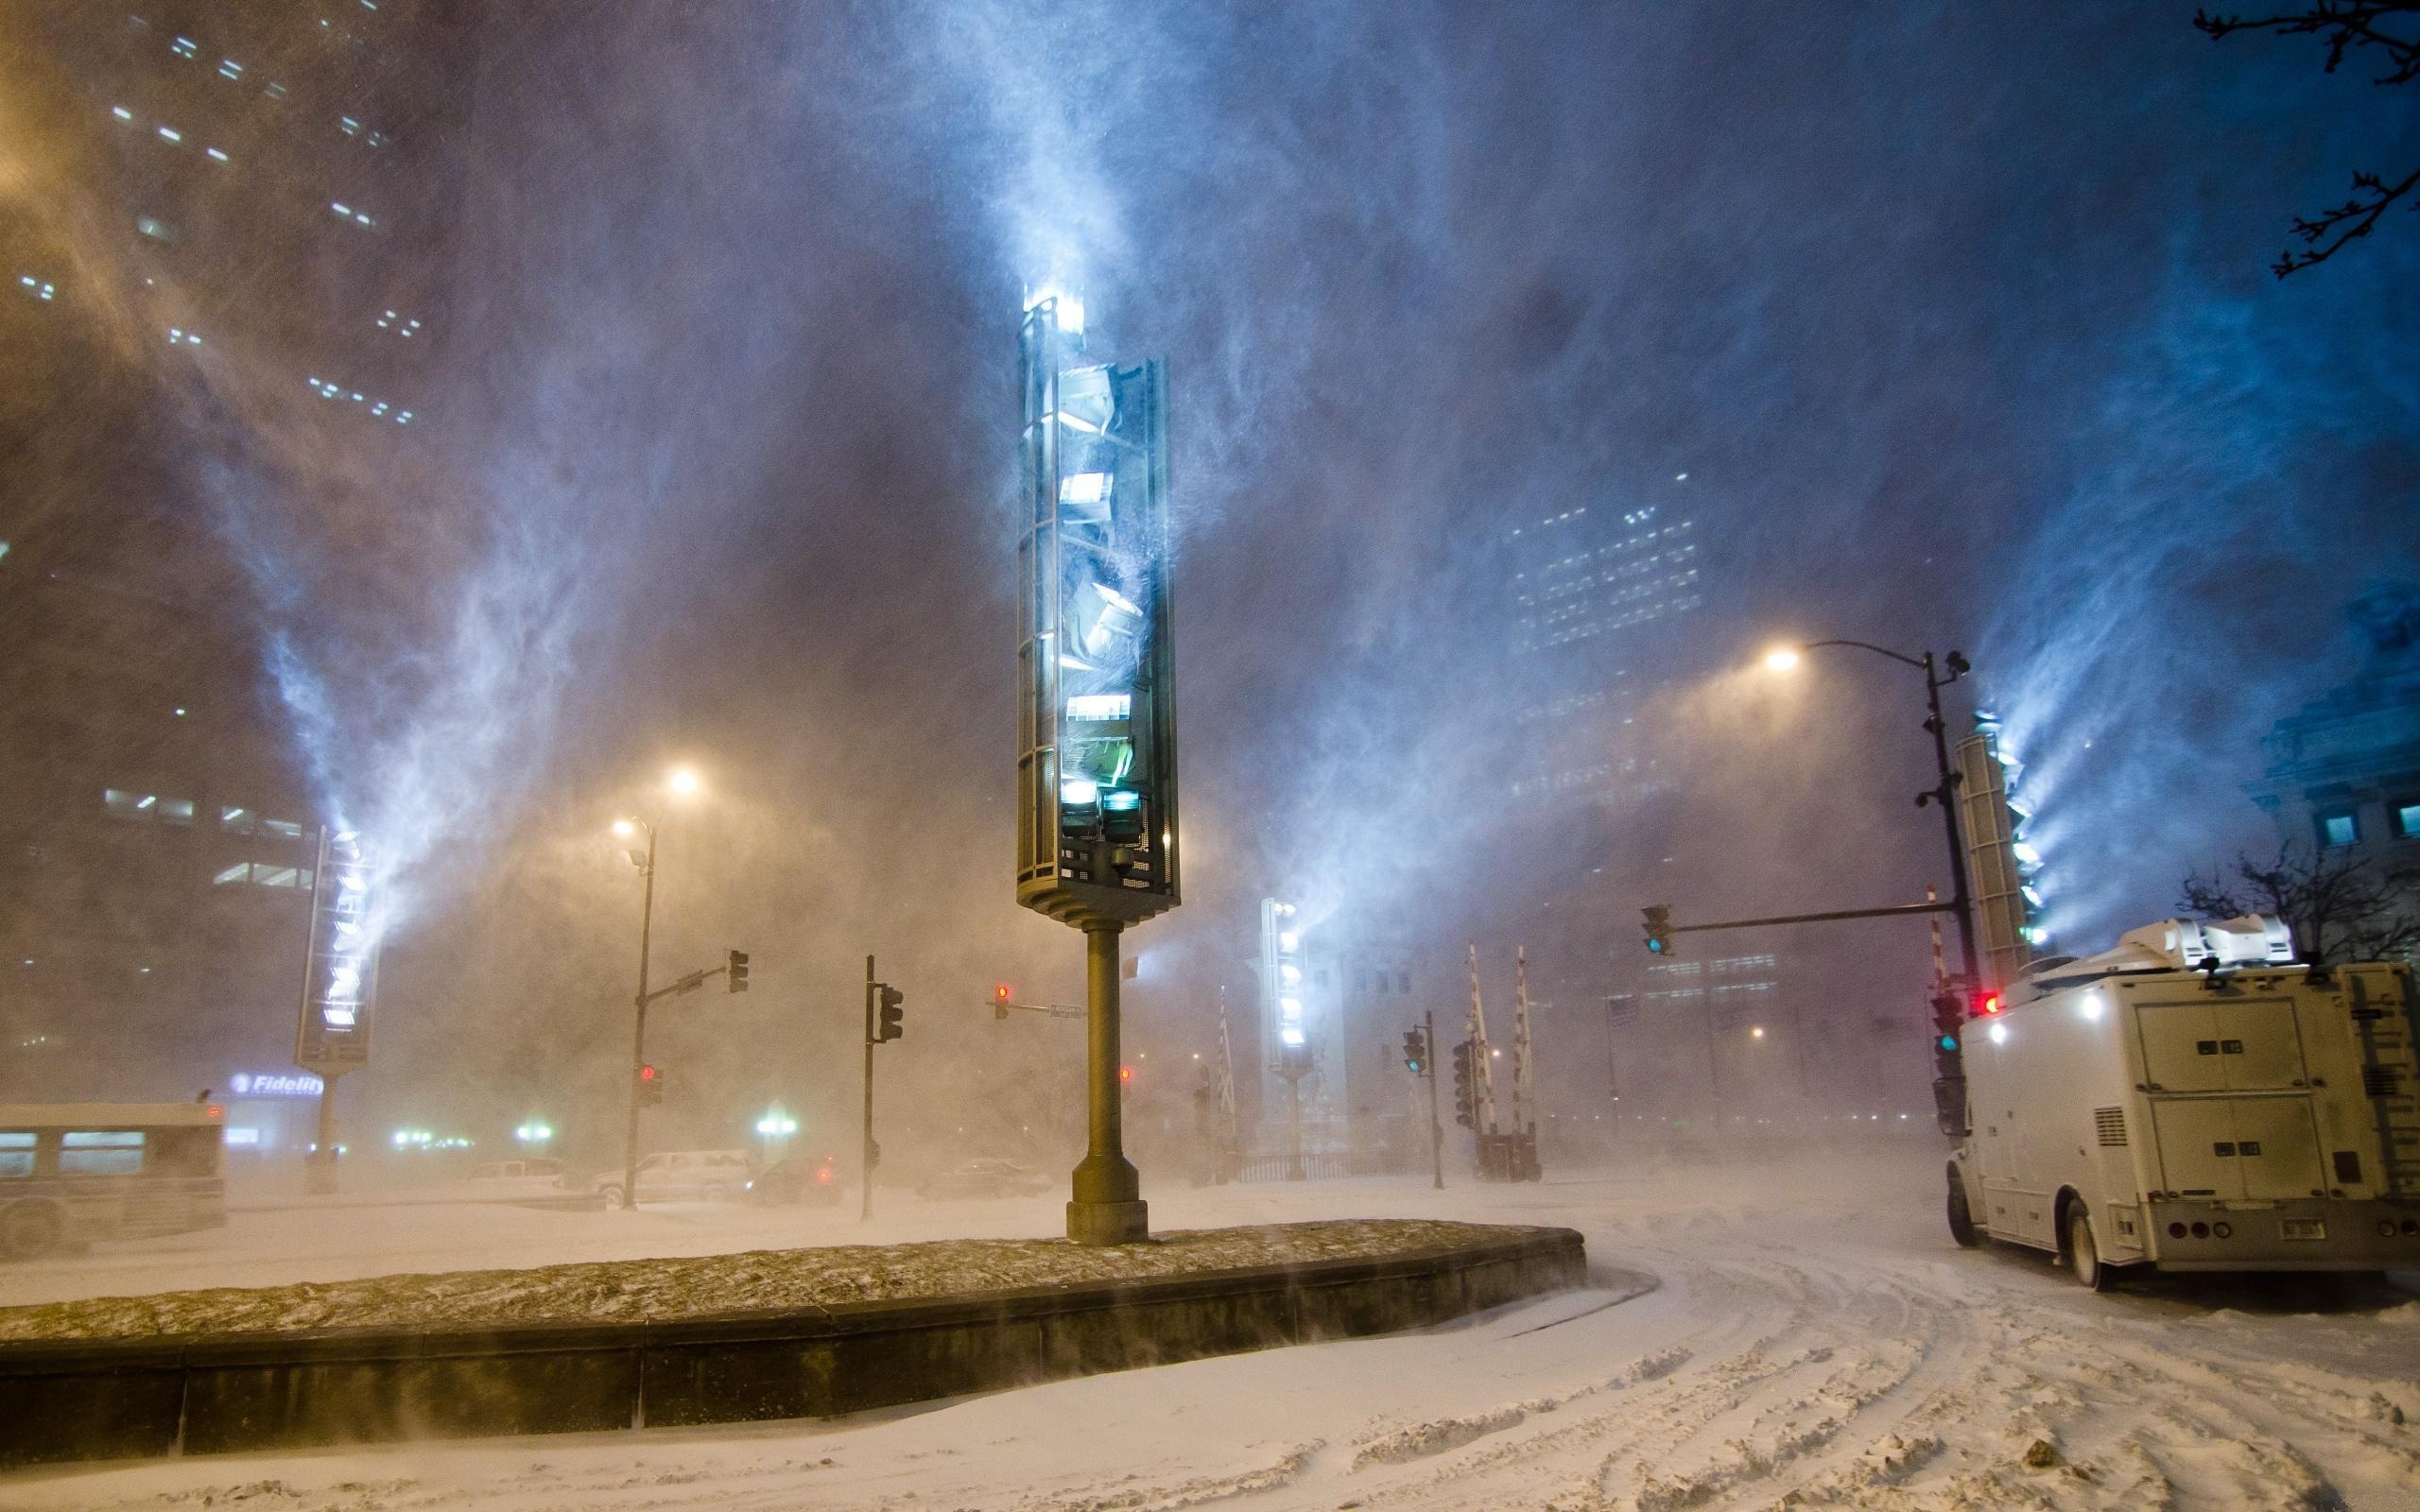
0, 1102, 228, 1260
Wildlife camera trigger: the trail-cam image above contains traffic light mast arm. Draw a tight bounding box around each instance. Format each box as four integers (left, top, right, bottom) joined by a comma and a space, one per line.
640, 963, 726, 1005
993, 996, 1087, 1021
1661, 899, 1961, 936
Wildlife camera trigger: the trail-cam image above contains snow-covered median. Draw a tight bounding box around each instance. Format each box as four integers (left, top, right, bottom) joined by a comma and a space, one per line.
0, 1219, 1555, 1342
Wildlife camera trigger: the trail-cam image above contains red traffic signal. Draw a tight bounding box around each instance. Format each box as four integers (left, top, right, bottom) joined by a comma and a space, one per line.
638, 1064, 659, 1081
1119, 1064, 1134, 1083
1976, 992, 2002, 1016
994, 985, 1011, 1021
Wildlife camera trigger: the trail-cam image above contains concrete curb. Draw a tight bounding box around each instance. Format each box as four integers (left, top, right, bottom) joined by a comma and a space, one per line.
0, 1226, 1584, 1467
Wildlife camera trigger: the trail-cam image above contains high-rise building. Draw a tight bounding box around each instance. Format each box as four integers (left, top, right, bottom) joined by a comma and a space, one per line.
0, 2, 468, 1111
1504, 487, 1703, 805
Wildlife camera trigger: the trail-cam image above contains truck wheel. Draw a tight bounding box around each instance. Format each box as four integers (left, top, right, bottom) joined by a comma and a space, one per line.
2066, 1203, 2117, 1292
1946, 1177, 1983, 1248
0, 1202, 64, 1262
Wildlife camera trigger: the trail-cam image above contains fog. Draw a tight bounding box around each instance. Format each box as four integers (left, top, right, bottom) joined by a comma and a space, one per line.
3, 2, 2417, 1185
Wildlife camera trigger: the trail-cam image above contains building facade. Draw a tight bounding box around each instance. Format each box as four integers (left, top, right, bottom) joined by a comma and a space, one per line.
0, 1, 467, 1113
2247, 585, 2420, 878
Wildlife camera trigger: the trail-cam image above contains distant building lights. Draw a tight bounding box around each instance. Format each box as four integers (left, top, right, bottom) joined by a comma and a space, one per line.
112, 105, 133, 121
331, 201, 351, 216
218, 59, 243, 79
18, 276, 55, 301
156, 125, 182, 143
205, 146, 229, 163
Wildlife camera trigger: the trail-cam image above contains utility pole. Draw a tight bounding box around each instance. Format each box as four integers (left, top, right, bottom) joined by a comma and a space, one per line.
860, 954, 875, 1222
1424, 1007, 1444, 1190
1917, 650, 1984, 988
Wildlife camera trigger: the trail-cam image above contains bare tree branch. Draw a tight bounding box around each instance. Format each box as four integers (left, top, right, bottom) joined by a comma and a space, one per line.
2192, 2, 2420, 274
2179, 843, 2420, 965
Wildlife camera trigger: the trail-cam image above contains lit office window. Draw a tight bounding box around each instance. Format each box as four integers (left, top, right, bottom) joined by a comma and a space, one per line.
263, 818, 303, 840
2320, 812, 2359, 848
2394, 801, 2420, 840
17, 275, 55, 301
159, 798, 195, 826
213, 863, 253, 885
219, 805, 255, 833
103, 789, 154, 820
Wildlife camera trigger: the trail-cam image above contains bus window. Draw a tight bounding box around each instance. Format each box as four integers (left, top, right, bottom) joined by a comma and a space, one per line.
0, 1132, 32, 1179
150, 1127, 221, 1177
60, 1130, 145, 1177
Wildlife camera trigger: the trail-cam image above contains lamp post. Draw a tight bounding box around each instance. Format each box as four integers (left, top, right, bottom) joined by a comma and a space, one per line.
612, 765, 700, 1211
1764, 642, 1979, 987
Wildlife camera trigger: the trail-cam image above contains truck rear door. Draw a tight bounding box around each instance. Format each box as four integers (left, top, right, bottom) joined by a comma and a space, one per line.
2135, 988, 2327, 1201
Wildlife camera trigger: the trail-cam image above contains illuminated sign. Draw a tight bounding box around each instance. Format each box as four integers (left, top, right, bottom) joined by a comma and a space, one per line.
228, 1071, 323, 1098
1014, 292, 1180, 929
294, 829, 383, 1072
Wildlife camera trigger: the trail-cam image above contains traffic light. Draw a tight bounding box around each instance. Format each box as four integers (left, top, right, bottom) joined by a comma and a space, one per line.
1642, 904, 1674, 956
1119, 1063, 1133, 1085
994, 984, 1011, 1021
727, 950, 750, 993
636, 1063, 664, 1106
1928, 989, 1965, 1054
877, 984, 905, 1041
1402, 1028, 1427, 1074
1927, 988, 1970, 1139
1450, 1040, 1476, 1128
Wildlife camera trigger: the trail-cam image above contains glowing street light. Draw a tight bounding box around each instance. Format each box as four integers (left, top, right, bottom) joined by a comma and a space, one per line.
1750, 1025, 1767, 1040
611, 818, 635, 840
1754, 637, 1980, 986
667, 765, 700, 798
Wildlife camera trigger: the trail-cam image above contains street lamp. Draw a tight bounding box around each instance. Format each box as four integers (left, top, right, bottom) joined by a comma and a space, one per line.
612, 765, 703, 1211
1762, 640, 1979, 986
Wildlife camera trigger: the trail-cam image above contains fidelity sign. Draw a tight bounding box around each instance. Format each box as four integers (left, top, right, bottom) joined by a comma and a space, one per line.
229, 1071, 323, 1098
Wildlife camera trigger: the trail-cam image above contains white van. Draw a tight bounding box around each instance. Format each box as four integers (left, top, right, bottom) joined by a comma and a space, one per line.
593, 1149, 752, 1206
1948, 916, 2419, 1287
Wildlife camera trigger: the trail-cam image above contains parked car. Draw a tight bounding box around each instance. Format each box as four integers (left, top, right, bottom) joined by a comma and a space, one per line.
467, 1158, 564, 1185
591, 1149, 752, 1206
744, 1155, 844, 1207
916, 1158, 1054, 1200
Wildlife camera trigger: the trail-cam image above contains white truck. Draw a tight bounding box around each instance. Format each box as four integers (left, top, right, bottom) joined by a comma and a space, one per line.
1946, 915, 2420, 1288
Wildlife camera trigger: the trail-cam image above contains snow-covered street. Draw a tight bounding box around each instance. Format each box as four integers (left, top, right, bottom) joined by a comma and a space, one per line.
3, 1146, 2413, 1510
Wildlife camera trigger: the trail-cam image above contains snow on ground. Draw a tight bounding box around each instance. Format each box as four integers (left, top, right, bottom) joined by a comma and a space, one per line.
4, 1146, 2416, 1511
0, 1219, 1534, 1340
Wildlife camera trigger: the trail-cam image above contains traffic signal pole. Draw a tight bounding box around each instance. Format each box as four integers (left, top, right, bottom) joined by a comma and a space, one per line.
1425, 1008, 1444, 1191
618, 822, 659, 1213
861, 954, 875, 1223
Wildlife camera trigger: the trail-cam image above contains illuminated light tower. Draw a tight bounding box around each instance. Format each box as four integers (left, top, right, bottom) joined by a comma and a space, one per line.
1957, 715, 2045, 994
1261, 899, 1311, 1179
293, 829, 383, 1195
1014, 288, 1179, 1246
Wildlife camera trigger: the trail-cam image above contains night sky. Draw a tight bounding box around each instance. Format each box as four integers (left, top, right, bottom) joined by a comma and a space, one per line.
9, 2, 2418, 1145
